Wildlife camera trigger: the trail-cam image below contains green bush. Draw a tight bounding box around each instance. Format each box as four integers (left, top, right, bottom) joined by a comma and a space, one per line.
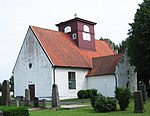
90, 89, 98, 96
77, 89, 98, 99
86, 89, 91, 98
89, 89, 99, 108
77, 90, 88, 99
90, 94, 100, 108
0, 106, 29, 116
115, 87, 131, 110
94, 95, 116, 112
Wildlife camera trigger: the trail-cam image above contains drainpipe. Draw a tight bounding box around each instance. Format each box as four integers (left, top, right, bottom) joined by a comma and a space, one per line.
114, 73, 118, 89
53, 66, 56, 84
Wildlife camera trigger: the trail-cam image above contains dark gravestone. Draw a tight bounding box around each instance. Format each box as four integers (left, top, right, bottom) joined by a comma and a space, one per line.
52, 84, 60, 107
138, 84, 147, 103
1, 80, 10, 106
25, 89, 30, 106
42, 99, 46, 108
134, 91, 144, 113
0, 110, 3, 116
34, 97, 39, 108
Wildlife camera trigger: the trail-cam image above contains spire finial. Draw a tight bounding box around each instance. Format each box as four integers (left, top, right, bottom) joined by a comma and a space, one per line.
74, 13, 77, 18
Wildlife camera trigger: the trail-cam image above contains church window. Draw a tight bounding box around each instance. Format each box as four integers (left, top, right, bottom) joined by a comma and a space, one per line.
64, 26, 71, 33
83, 25, 90, 32
83, 25, 91, 41
29, 63, 32, 69
68, 72, 76, 89
72, 33, 77, 40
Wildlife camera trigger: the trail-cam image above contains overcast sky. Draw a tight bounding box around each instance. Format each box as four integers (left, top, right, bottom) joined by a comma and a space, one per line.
0, 0, 143, 82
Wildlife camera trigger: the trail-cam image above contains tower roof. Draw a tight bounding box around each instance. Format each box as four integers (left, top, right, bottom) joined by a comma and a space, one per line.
56, 17, 97, 27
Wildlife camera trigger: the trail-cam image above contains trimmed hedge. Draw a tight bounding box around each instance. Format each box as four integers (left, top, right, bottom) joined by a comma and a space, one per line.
77, 89, 98, 99
0, 106, 29, 116
77, 90, 88, 99
90, 89, 98, 96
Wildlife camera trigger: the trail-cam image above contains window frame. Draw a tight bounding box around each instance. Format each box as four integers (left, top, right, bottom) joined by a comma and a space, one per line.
68, 72, 76, 90
83, 25, 91, 41
64, 26, 71, 33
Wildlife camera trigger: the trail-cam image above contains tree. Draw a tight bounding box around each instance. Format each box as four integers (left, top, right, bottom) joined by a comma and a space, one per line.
117, 39, 128, 53
99, 37, 128, 54
127, 0, 150, 85
9, 75, 14, 92
99, 37, 119, 52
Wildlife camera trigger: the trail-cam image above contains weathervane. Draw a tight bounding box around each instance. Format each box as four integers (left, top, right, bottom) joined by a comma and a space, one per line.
74, 13, 77, 18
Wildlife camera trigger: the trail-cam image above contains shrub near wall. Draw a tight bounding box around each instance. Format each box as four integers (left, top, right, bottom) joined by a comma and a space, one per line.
0, 106, 29, 116
77, 89, 98, 99
77, 90, 88, 99
94, 95, 116, 112
115, 87, 131, 110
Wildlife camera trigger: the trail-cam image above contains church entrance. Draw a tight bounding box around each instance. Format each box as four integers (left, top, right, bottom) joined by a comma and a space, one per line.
29, 84, 35, 101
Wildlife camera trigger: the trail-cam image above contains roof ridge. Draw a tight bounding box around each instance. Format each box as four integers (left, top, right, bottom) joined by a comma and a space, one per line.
93, 53, 123, 59
30, 25, 65, 34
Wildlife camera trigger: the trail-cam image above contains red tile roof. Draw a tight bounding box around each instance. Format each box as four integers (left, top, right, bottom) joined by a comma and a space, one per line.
87, 54, 123, 77
30, 26, 115, 69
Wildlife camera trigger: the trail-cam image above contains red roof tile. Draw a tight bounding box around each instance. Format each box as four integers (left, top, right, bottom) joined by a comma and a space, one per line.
30, 26, 115, 68
87, 54, 123, 77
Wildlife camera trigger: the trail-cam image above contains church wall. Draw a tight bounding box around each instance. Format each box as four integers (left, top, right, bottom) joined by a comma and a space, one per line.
115, 53, 137, 93
55, 67, 89, 100
87, 75, 116, 97
13, 27, 53, 99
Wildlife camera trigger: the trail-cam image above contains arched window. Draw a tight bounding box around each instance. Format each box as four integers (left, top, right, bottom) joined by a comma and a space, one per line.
83, 25, 91, 41
64, 26, 71, 33
83, 25, 90, 32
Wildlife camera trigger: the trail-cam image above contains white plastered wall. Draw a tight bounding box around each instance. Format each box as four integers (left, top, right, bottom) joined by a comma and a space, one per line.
87, 75, 116, 97
115, 53, 137, 93
55, 67, 89, 100
13, 27, 53, 98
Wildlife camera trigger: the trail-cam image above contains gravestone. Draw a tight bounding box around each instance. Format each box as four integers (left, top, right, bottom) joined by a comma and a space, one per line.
0, 110, 3, 116
1, 80, 10, 106
52, 84, 60, 107
25, 89, 30, 106
138, 84, 147, 103
42, 99, 46, 108
34, 97, 39, 108
134, 91, 144, 113
16, 100, 19, 107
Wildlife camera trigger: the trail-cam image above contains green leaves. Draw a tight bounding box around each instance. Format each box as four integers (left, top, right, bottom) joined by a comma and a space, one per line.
127, 0, 150, 82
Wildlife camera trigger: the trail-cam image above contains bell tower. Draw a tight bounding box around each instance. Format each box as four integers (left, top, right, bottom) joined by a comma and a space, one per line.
56, 17, 97, 51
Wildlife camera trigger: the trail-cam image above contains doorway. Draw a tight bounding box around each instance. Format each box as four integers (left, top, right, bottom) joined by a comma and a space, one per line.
29, 84, 35, 101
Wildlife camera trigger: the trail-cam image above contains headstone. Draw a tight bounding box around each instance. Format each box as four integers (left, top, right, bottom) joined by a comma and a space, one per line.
34, 97, 39, 108
42, 99, 46, 108
16, 100, 19, 107
138, 84, 147, 103
1, 80, 10, 106
0, 110, 3, 116
25, 89, 30, 106
52, 84, 60, 107
134, 91, 144, 113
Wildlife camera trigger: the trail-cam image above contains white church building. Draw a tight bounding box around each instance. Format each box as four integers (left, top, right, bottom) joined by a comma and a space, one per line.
13, 18, 137, 100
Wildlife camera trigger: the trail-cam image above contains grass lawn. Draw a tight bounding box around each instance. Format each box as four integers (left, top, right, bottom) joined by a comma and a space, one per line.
30, 98, 150, 116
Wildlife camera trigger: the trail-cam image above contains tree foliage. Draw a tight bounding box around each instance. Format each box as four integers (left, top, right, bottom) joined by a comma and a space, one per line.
127, 0, 150, 83
9, 75, 14, 92
117, 39, 128, 53
100, 37, 127, 54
